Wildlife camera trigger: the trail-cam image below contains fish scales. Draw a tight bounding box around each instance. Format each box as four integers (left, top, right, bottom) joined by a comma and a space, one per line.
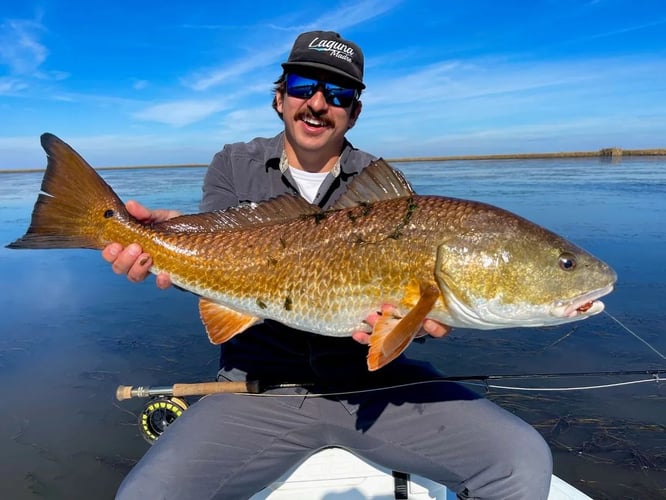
7, 134, 617, 370
140, 196, 441, 336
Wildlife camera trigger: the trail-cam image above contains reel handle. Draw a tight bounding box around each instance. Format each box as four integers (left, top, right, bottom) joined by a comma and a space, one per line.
116, 380, 260, 401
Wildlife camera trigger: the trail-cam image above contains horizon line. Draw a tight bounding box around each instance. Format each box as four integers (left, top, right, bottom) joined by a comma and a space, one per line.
1, 147, 665, 174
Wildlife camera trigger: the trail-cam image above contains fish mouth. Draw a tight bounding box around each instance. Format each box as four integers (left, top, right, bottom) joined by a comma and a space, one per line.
555, 283, 615, 319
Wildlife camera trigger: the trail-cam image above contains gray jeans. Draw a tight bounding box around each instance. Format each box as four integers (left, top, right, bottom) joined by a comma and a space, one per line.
116, 380, 551, 500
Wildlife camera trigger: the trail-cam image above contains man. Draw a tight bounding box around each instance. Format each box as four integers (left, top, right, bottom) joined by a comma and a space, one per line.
109, 31, 552, 499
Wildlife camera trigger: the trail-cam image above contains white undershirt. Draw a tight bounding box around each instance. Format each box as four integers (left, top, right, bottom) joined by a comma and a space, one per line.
288, 166, 329, 204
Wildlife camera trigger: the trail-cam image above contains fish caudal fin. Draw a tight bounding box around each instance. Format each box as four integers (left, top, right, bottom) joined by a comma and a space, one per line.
367, 284, 441, 371
199, 298, 261, 344
6, 133, 126, 250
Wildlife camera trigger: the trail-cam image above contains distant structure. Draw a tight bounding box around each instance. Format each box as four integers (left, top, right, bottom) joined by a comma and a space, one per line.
600, 147, 623, 157
387, 147, 666, 163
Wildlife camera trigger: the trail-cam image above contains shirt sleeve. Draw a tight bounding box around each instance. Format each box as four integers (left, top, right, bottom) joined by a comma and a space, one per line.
200, 146, 241, 212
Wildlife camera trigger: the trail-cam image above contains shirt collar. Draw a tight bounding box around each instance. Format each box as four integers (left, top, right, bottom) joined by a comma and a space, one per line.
279, 150, 341, 177
270, 132, 355, 178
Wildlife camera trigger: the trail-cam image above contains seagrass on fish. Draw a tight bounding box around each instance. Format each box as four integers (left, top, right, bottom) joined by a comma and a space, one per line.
8, 134, 617, 370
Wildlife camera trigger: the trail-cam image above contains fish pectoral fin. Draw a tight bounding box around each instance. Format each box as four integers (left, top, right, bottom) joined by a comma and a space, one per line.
367, 283, 440, 371
199, 298, 260, 344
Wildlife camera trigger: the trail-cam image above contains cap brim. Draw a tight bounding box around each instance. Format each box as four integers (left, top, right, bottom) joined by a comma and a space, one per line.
282, 62, 365, 89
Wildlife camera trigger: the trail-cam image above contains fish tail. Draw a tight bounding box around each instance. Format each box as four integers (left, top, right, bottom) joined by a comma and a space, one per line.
7, 133, 127, 250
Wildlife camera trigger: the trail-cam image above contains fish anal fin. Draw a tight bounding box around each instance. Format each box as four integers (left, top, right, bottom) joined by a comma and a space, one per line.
367, 283, 441, 371
199, 298, 260, 344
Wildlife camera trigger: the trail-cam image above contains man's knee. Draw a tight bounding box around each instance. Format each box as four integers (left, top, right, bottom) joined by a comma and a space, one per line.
462, 418, 552, 500
500, 424, 552, 499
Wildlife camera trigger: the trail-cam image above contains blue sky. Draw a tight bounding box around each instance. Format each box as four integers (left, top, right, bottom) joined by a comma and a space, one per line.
1, 0, 665, 170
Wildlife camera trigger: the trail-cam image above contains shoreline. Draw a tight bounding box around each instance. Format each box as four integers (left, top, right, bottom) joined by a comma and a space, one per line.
387, 147, 666, 162
2, 147, 665, 173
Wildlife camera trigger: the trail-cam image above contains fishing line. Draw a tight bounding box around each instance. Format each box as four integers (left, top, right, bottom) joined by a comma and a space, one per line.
465, 377, 658, 392
125, 371, 664, 444
604, 311, 666, 360
247, 313, 666, 397
233, 370, 665, 398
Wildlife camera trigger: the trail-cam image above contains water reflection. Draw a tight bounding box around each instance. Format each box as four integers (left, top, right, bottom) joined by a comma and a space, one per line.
0, 157, 664, 499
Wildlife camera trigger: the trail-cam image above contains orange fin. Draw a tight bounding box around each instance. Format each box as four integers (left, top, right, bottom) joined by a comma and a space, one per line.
199, 298, 260, 344
367, 283, 441, 371
7, 133, 126, 250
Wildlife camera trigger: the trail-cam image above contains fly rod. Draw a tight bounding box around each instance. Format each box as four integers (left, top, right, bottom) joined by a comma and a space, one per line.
115, 380, 314, 401
116, 368, 664, 401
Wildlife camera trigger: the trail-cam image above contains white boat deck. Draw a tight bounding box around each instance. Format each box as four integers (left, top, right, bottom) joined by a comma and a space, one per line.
253, 447, 592, 499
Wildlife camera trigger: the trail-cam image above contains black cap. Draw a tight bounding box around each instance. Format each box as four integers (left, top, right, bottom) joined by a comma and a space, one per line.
282, 31, 365, 89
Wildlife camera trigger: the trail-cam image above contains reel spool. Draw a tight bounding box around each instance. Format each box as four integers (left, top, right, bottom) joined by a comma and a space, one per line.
139, 396, 189, 444
117, 381, 263, 444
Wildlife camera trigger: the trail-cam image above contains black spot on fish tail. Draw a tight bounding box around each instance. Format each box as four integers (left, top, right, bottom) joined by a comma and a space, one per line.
284, 296, 293, 311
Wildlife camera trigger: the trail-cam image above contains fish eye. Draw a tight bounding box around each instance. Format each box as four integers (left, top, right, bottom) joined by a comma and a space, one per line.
104, 209, 115, 218
558, 252, 577, 271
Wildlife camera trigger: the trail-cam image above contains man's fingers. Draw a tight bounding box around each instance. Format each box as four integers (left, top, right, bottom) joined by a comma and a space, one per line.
126, 253, 153, 283
102, 242, 123, 263
423, 319, 451, 337
352, 331, 371, 345
107, 243, 152, 284
155, 272, 172, 290
101, 201, 176, 289
125, 200, 153, 221
126, 200, 181, 224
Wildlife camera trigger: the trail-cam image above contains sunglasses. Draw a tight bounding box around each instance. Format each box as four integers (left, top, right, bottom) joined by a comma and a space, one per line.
285, 73, 358, 108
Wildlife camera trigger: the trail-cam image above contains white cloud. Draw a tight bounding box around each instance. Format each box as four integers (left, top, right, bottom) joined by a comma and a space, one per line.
0, 18, 47, 74
349, 54, 666, 157
132, 99, 228, 127
133, 79, 149, 90
184, 49, 287, 92
0, 77, 28, 95
215, 105, 282, 140
182, 0, 403, 92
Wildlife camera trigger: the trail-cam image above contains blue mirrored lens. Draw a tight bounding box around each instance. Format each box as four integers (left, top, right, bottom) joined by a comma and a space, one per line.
286, 74, 357, 107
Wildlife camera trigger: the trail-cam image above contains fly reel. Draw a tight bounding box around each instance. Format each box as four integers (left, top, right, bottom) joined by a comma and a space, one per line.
139, 396, 189, 444
116, 381, 262, 444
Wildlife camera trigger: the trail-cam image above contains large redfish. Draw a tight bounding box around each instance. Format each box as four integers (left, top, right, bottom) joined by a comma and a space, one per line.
8, 134, 616, 371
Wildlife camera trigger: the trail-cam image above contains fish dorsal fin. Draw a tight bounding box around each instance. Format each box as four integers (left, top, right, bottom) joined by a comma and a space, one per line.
154, 159, 411, 232
332, 159, 416, 210
154, 195, 320, 233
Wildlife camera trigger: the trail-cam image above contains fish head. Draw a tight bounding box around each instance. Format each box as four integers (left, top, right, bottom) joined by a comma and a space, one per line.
434, 207, 617, 329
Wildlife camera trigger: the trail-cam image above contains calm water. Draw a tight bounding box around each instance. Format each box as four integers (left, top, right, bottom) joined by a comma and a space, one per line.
1, 157, 664, 499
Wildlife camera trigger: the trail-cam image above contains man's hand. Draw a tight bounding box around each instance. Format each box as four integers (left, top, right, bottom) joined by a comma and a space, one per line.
352, 304, 451, 344
101, 200, 180, 289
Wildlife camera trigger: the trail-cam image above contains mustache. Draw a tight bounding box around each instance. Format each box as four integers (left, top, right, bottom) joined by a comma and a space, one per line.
295, 111, 334, 127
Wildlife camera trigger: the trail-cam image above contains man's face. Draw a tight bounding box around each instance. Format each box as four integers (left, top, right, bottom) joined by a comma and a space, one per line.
276, 70, 362, 157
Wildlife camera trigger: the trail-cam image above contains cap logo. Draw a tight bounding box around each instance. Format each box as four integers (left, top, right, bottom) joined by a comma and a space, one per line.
308, 36, 354, 64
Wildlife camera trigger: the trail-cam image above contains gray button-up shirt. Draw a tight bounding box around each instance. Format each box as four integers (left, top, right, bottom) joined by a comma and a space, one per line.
201, 132, 375, 212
